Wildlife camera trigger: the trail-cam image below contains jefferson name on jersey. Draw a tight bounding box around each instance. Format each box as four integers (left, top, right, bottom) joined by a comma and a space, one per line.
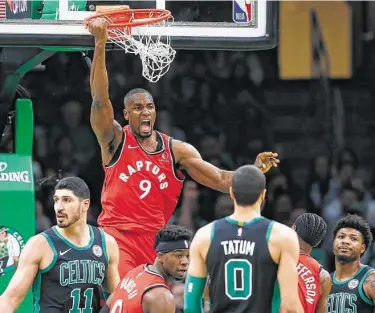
59, 259, 105, 287
326, 292, 357, 313
297, 262, 317, 305
119, 160, 168, 190
221, 240, 255, 256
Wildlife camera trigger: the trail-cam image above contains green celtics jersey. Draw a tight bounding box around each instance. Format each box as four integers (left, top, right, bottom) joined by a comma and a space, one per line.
327, 265, 375, 313
32, 226, 109, 313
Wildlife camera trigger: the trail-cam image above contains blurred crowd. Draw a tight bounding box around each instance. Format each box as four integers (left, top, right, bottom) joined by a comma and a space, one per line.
6, 47, 375, 312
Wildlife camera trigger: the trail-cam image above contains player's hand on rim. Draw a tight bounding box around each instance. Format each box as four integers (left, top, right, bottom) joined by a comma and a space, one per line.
255, 151, 279, 173
85, 17, 109, 42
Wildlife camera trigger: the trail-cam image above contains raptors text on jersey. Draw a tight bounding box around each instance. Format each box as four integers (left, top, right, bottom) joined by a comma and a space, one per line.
118, 159, 169, 190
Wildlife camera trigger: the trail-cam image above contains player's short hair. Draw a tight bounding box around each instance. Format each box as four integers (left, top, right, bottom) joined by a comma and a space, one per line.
154, 225, 193, 249
124, 88, 154, 108
232, 165, 266, 206
333, 214, 373, 250
55, 177, 90, 200
294, 213, 327, 247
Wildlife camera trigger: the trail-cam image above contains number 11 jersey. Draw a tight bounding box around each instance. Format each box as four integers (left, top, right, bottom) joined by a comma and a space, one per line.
32, 226, 108, 313
206, 216, 279, 313
99, 126, 185, 234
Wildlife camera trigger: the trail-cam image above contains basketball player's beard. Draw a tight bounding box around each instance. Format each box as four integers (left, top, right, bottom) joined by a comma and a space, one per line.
336, 254, 358, 264
57, 206, 82, 228
134, 127, 152, 139
138, 132, 152, 139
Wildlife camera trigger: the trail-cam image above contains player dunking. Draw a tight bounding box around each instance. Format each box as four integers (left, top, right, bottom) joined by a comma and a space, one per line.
0, 177, 120, 313
291, 213, 331, 313
327, 214, 375, 313
86, 18, 279, 278
184, 165, 303, 313
100, 225, 192, 313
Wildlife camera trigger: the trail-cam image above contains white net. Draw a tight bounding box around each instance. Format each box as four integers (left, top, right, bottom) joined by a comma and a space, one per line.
106, 11, 176, 83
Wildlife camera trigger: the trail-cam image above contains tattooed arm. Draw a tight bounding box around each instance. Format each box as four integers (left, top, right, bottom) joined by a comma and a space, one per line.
362, 271, 375, 305
315, 269, 332, 313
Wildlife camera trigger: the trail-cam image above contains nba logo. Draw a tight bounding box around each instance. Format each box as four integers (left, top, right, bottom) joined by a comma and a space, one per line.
233, 0, 252, 23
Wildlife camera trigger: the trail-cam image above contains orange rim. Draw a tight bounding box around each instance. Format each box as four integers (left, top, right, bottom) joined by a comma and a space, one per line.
84, 8, 172, 29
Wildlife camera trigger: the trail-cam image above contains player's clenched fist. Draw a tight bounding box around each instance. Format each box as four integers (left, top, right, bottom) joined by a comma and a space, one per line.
85, 17, 109, 42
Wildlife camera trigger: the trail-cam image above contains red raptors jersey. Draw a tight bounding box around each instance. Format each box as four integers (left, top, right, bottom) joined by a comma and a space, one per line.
109, 264, 169, 313
297, 254, 321, 313
98, 126, 184, 233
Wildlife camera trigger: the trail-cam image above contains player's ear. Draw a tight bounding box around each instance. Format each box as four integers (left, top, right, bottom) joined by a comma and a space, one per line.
262, 189, 266, 201
229, 187, 234, 200
291, 224, 296, 231
82, 199, 90, 212
361, 244, 366, 255
123, 108, 129, 121
157, 252, 165, 264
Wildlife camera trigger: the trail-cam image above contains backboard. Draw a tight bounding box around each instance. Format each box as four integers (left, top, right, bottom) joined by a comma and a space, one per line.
0, 0, 278, 51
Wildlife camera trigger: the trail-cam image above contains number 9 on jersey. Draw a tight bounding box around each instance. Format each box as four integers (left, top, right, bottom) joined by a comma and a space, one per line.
139, 180, 151, 199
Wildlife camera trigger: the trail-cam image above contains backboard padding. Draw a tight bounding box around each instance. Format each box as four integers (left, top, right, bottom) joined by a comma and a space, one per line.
0, 0, 278, 51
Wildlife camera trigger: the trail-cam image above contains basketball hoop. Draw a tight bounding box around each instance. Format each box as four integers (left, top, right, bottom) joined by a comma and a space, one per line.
84, 8, 175, 83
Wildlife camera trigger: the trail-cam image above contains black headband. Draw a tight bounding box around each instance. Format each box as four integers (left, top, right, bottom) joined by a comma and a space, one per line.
156, 240, 190, 253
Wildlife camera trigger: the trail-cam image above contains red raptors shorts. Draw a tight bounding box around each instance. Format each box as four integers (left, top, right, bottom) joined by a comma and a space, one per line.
100, 227, 156, 278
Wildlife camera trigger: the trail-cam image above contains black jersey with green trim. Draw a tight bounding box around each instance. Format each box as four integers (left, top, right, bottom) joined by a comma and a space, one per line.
205, 216, 279, 313
32, 226, 108, 313
326, 265, 375, 313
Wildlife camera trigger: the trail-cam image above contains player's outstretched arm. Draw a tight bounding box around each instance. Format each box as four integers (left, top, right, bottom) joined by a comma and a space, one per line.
103, 233, 120, 293
315, 269, 331, 313
173, 140, 279, 193
362, 271, 375, 305
184, 226, 209, 313
0, 235, 43, 313
270, 223, 303, 313
142, 287, 175, 313
86, 18, 123, 164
